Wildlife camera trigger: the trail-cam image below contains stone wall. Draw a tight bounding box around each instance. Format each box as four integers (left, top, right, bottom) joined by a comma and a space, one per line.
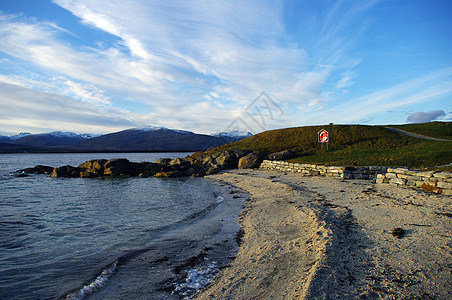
376, 168, 452, 196
259, 160, 387, 180
259, 160, 452, 195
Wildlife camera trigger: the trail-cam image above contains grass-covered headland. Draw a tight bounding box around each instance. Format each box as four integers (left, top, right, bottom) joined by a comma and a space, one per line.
208, 122, 451, 170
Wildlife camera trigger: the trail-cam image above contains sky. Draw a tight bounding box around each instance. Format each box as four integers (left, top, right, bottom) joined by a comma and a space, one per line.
0, 0, 451, 135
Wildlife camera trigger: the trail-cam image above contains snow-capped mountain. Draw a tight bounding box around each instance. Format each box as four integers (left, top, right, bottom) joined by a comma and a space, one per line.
135, 126, 193, 135
75, 127, 223, 151
8, 131, 96, 147
0, 135, 11, 143
0, 126, 252, 152
211, 130, 253, 143
9, 132, 32, 140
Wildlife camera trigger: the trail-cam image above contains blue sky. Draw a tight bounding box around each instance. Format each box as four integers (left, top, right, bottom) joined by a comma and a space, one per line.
0, 0, 451, 135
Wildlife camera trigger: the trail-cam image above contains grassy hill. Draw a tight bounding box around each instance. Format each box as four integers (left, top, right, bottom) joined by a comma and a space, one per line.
207, 122, 451, 169
387, 121, 452, 139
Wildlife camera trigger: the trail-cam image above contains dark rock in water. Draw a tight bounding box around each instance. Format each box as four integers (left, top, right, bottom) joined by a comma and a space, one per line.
268, 150, 296, 160
238, 153, 263, 169
18, 165, 54, 175
50, 165, 82, 178
23, 148, 249, 179
391, 227, 405, 238
103, 159, 134, 176
139, 162, 161, 177
14, 173, 31, 177
78, 159, 107, 175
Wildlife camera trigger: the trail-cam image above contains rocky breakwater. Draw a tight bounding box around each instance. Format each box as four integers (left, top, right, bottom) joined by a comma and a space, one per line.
17, 149, 264, 179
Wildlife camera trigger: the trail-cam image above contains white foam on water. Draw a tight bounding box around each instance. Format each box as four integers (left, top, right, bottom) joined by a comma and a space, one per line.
173, 258, 219, 299
216, 196, 224, 204
64, 261, 117, 300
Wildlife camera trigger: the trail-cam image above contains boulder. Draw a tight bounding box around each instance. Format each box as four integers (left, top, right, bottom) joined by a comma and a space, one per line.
215, 149, 246, 169
238, 153, 263, 169
268, 150, 296, 161
78, 159, 107, 176
202, 155, 217, 167
103, 159, 133, 176
140, 162, 160, 175
50, 165, 82, 178
79, 159, 107, 171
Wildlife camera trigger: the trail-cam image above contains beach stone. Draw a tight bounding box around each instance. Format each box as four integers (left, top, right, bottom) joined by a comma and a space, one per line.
391, 227, 405, 238
238, 153, 263, 169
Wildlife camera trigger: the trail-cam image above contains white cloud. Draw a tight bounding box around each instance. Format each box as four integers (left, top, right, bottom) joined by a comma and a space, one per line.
3, 0, 426, 135
407, 110, 446, 123
0, 81, 136, 134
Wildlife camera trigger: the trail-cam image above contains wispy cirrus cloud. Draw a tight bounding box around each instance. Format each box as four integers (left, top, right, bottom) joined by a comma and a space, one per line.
1, 0, 449, 135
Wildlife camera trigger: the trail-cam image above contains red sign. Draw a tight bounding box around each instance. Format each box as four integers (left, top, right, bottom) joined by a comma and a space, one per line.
318, 129, 329, 143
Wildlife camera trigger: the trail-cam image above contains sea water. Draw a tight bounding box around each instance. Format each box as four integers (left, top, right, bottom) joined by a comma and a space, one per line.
0, 153, 242, 299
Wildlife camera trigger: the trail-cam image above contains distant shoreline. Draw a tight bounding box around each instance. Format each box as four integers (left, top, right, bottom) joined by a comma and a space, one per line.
0, 145, 198, 154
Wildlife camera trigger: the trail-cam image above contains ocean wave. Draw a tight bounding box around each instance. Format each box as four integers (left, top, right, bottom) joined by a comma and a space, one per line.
173, 258, 219, 299
63, 261, 117, 300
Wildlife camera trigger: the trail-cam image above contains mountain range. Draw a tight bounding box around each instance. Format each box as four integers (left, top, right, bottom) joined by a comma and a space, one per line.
0, 128, 252, 153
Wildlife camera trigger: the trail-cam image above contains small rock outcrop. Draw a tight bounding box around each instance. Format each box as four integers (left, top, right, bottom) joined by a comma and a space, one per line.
17, 165, 54, 175
238, 153, 263, 169
21, 149, 249, 179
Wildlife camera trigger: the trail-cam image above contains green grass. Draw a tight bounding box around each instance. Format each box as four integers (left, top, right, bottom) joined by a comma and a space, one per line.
207, 122, 452, 169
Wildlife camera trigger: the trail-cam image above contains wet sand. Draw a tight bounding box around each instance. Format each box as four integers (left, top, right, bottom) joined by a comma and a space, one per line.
199, 169, 452, 299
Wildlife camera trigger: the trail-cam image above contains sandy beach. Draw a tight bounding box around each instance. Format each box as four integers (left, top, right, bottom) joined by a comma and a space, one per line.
199, 169, 452, 299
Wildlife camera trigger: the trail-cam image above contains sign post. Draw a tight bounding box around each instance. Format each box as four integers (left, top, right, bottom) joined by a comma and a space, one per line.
318, 129, 329, 150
